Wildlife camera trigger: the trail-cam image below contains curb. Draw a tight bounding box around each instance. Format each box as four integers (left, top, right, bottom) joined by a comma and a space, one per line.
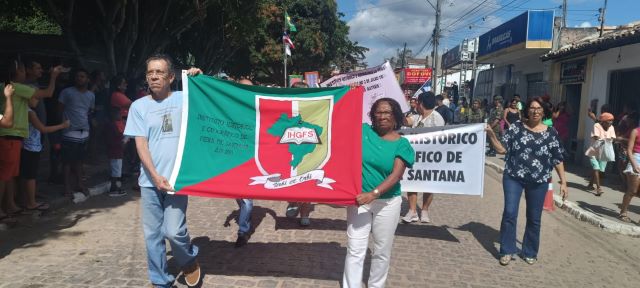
484, 160, 640, 237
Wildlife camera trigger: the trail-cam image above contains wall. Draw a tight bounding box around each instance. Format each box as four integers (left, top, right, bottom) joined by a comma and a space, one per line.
582, 42, 640, 152
559, 27, 599, 47
491, 53, 548, 99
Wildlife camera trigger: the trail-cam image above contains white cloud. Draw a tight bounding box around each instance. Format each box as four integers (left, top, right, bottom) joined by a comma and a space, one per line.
578, 21, 592, 28
346, 0, 502, 66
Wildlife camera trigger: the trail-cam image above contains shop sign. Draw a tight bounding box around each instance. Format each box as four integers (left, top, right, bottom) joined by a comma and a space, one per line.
442, 45, 461, 69
560, 59, 586, 83
478, 10, 553, 57
304, 71, 320, 87
402, 68, 432, 85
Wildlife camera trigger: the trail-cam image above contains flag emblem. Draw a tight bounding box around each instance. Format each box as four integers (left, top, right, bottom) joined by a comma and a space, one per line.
252, 96, 334, 189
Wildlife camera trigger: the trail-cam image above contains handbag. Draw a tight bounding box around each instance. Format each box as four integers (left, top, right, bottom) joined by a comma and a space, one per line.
584, 139, 603, 157
598, 139, 615, 162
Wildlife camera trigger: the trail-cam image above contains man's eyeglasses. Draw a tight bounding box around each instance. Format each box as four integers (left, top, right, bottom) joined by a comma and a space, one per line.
146, 70, 169, 78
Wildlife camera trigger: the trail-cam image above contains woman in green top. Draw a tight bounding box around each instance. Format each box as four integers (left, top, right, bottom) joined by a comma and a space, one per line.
342, 98, 415, 288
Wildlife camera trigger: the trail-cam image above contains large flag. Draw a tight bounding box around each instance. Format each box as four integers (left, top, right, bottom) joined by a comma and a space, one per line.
285, 12, 297, 32
169, 73, 363, 205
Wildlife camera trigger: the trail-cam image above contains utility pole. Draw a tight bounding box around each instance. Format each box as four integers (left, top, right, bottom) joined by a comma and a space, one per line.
599, 0, 608, 37
433, 0, 442, 94
401, 42, 407, 68
468, 38, 477, 100
562, 0, 567, 28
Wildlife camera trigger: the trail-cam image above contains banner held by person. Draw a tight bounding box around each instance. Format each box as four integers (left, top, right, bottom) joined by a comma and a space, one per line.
320, 62, 409, 123
401, 123, 486, 196
169, 73, 363, 205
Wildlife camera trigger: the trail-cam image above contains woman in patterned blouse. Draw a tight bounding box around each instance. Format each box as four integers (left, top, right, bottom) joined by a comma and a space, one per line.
485, 98, 568, 266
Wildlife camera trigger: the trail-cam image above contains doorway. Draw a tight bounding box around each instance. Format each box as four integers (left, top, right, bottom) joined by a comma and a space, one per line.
564, 84, 581, 162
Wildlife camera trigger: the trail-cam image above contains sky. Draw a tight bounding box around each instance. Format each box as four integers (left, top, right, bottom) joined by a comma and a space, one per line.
336, 0, 640, 66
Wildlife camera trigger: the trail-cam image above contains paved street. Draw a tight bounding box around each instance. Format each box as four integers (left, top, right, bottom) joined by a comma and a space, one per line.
1, 167, 639, 288
486, 155, 640, 233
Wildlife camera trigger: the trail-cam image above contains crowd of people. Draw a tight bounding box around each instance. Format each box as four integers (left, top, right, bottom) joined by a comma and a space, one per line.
1, 53, 638, 288
0, 58, 148, 223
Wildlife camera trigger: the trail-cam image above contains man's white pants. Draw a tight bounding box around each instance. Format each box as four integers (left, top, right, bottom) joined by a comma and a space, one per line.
343, 196, 401, 288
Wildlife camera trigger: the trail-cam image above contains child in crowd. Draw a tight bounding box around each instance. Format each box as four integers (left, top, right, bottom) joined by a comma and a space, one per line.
0, 84, 14, 128
20, 98, 69, 211
107, 108, 127, 197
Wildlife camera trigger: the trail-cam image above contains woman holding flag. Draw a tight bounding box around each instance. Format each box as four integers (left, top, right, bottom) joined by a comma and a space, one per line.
343, 98, 414, 288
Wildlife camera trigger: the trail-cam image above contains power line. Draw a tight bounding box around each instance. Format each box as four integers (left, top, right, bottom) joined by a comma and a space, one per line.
441, 0, 490, 32
444, 0, 523, 35
339, 0, 415, 14
415, 37, 433, 56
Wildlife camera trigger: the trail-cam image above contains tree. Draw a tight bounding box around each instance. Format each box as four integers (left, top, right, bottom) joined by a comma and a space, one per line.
0, 0, 60, 35
386, 48, 413, 69
39, 0, 212, 77
237, 0, 367, 83
166, 0, 262, 75
4, 0, 366, 82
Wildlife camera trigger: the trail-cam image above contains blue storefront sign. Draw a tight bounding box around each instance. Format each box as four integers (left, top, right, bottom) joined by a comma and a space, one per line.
478, 10, 554, 58
441, 45, 461, 70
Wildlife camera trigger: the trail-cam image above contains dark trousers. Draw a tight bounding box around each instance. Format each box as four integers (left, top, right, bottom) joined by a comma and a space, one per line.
499, 173, 548, 258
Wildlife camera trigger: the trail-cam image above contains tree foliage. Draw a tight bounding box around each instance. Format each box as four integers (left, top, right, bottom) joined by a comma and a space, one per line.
239, 0, 368, 83
0, 0, 60, 35
3, 0, 367, 81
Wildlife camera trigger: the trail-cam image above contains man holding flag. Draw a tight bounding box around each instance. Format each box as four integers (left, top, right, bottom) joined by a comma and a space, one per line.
124, 54, 202, 288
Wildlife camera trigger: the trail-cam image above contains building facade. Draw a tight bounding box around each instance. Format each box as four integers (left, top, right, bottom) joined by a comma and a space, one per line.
473, 10, 555, 102
542, 22, 640, 162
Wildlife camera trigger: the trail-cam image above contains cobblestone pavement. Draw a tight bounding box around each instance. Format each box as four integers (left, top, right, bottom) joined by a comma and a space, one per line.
486, 155, 640, 229
1, 168, 639, 288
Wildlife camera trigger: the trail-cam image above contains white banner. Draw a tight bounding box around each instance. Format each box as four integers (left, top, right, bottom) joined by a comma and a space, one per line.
320, 62, 409, 123
400, 123, 486, 196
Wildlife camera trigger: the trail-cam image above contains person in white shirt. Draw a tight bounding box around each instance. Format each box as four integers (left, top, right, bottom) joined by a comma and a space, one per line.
402, 91, 444, 223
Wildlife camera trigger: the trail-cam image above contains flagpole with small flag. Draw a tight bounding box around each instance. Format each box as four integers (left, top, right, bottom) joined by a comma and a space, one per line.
283, 10, 287, 87
283, 11, 297, 87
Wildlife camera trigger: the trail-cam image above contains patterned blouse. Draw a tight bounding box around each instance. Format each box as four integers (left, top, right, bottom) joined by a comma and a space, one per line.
502, 121, 565, 183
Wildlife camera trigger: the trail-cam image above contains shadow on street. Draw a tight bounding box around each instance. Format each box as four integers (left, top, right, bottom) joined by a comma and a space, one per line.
190, 236, 346, 281
456, 221, 501, 258
0, 187, 138, 259
576, 200, 622, 219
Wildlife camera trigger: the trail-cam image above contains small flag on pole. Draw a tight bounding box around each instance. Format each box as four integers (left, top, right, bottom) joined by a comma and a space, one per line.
283, 33, 295, 49
413, 78, 432, 98
285, 12, 297, 32
285, 45, 291, 56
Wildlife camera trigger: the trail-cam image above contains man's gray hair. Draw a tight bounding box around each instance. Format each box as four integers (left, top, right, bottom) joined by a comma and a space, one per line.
145, 53, 175, 75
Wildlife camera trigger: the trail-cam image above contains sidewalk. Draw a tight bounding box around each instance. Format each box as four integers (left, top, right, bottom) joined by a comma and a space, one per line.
485, 155, 640, 236
0, 150, 133, 231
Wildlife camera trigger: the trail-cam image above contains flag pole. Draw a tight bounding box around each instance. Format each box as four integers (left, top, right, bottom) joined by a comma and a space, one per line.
283, 10, 287, 87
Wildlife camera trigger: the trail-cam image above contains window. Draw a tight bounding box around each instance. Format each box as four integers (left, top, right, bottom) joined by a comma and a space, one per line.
526, 72, 549, 99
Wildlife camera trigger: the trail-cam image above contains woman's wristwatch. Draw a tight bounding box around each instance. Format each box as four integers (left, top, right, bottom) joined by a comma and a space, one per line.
373, 189, 380, 197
